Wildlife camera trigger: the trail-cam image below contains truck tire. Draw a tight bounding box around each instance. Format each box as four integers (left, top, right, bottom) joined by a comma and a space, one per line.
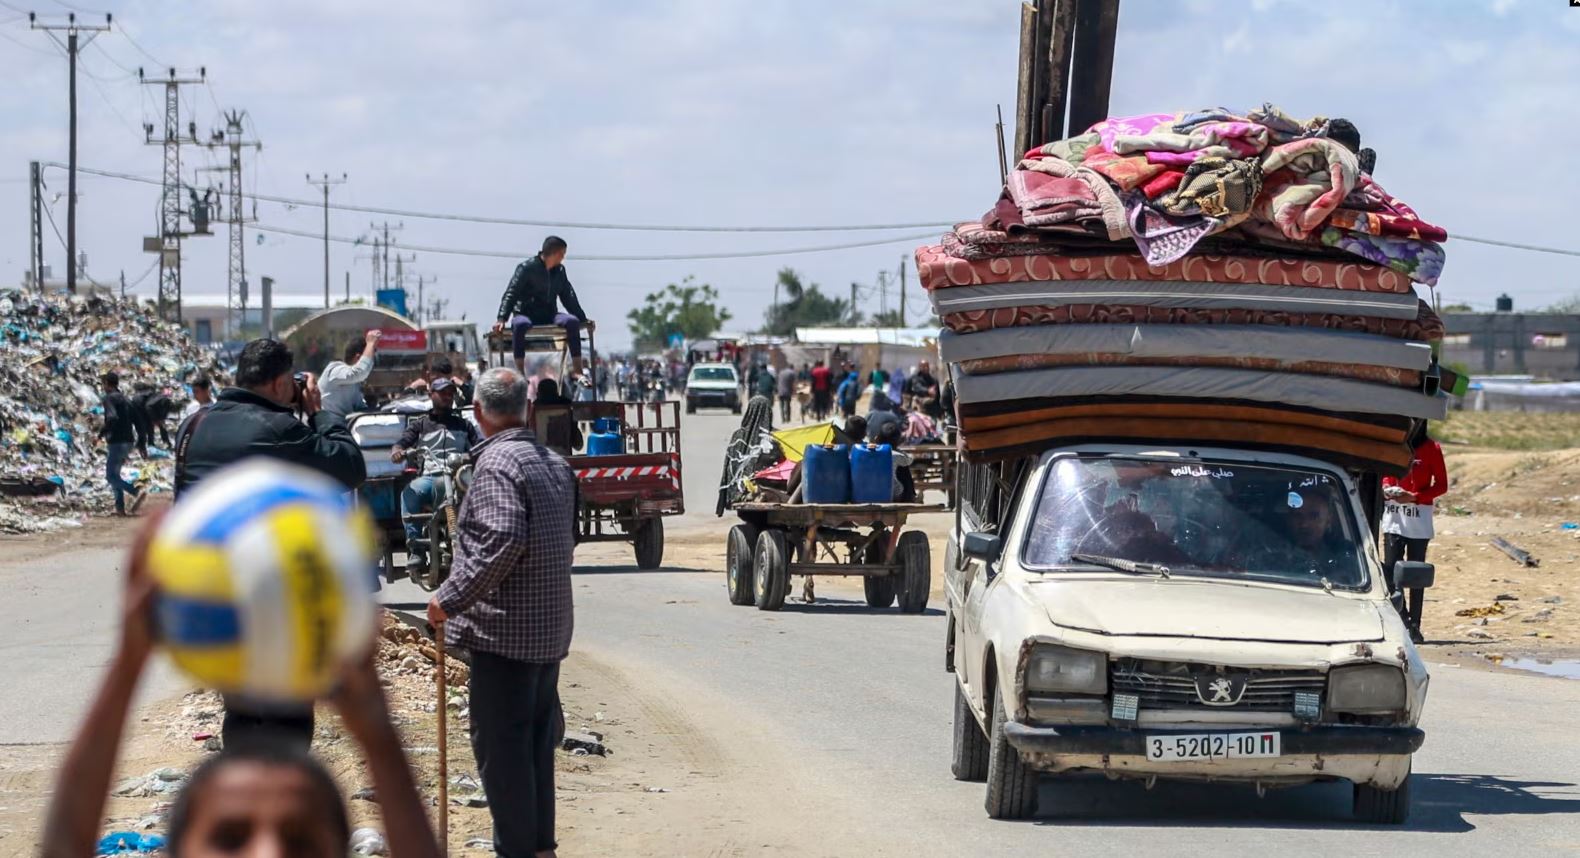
896, 530, 931, 614
634, 518, 665, 570
726, 523, 758, 606
754, 529, 788, 612
952, 682, 989, 782
1353, 768, 1411, 824
985, 689, 1038, 820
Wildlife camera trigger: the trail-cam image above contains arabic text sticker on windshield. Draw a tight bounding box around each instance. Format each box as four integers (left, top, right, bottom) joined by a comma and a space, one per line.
1287, 491, 1304, 509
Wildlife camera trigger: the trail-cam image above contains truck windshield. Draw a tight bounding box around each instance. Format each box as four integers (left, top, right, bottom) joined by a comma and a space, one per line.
692, 367, 736, 382
1022, 456, 1368, 589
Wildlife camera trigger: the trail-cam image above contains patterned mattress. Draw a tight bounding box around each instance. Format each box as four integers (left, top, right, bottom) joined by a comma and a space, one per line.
957, 352, 1423, 388
941, 298, 1445, 341
915, 244, 1414, 295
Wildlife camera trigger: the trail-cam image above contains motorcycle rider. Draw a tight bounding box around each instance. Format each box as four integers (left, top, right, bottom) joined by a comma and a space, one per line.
390, 378, 481, 580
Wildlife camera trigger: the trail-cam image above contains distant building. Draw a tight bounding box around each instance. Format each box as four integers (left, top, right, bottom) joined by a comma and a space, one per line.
1440, 297, 1580, 381
179, 293, 329, 344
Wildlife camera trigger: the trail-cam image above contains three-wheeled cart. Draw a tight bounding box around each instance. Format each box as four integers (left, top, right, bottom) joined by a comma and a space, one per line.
725, 501, 939, 613
533, 399, 684, 570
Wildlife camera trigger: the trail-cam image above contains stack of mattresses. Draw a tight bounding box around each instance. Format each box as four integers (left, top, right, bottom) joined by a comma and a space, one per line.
922, 105, 1453, 474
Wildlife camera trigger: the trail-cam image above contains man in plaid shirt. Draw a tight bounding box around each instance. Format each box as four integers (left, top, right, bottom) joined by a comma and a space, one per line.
428, 367, 575, 857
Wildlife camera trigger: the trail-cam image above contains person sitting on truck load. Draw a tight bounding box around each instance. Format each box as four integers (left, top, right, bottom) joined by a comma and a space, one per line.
1381, 422, 1447, 644
390, 378, 481, 579
319, 329, 383, 418
840, 414, 868, 447
493, 235, 592, 379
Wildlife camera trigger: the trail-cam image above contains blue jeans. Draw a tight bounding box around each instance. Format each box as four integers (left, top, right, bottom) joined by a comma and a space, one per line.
401, 475, 445, 555
106, 442, 137, 512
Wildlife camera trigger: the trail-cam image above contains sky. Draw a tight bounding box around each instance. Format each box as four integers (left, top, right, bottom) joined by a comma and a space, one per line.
2, 0, 1578, 350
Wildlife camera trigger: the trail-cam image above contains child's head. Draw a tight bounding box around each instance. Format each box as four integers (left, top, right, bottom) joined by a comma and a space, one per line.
168, 740, 349, 858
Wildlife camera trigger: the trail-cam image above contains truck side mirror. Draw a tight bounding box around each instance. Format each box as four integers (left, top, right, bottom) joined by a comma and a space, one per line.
1393, 560, 1435, 590
962, 532, 1003, 564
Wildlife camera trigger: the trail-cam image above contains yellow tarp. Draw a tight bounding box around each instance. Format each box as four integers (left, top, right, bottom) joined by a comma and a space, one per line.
772, 422, 837, 463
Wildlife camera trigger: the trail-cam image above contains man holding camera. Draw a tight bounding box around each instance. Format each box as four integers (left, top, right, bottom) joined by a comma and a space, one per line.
174, 337, 367, 751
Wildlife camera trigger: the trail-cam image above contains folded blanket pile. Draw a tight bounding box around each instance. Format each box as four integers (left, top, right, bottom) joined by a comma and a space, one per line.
918, 102, 1452, 471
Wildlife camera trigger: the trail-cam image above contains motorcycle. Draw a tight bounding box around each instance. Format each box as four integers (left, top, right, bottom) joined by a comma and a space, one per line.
399, 448, 474, 592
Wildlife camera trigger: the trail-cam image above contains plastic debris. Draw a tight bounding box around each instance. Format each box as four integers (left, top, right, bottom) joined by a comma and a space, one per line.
0, 288, 223, 532
96, 831, 167, 855
561, 731, 609, 757
350, 827, 389, 856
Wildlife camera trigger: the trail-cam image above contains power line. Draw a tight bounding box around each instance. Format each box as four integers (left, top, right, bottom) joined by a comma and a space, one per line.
1456, 234, 1580, 259
251, 222, 942, 262
0, 25, 60, 56
115, 20, 166, 67
51, 163, 954, 233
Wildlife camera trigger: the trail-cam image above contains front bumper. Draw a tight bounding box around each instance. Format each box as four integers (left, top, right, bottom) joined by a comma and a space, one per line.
1004, 723, 1424, 757
688, 390, 739, 405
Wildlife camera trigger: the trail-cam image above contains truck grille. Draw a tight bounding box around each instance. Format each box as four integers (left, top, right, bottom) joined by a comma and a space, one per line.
1110, 660, 1326, 712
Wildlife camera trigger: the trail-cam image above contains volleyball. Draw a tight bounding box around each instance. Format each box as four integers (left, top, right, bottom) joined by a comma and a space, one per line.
147, 460, 379, 701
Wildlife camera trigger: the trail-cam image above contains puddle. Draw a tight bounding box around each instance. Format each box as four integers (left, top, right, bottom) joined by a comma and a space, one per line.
1485, 656, 1580, 679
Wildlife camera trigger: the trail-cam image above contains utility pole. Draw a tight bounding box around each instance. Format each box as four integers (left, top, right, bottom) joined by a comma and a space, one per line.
416, 275, 425, 326
140, 66, 207, 322
307, 173, 347, 308
344, 270, 350, 303
898, 256, 908, 327
29, 161, 44, 288
119, 269, 125, 298
31, 12, 112, 294
201, 110, 260, 333
392, 252, 417, 316
370, 221, 403, 291
849, 282, 858, 325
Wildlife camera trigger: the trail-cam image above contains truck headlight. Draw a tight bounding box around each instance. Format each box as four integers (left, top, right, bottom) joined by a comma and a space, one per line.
1328, 663, 1406, 713
1025, 645, 1107, 695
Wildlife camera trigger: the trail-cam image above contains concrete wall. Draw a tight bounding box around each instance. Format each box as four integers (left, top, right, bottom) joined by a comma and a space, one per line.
1439, 312, 1580, 381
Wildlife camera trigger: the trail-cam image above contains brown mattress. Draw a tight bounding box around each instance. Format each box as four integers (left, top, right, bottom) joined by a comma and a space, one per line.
957, 353, 1423, 388
956, 398, 1414, 441
916, 243, 1414, 294
941, 299, 1445, 341
959, 416, 1412, 476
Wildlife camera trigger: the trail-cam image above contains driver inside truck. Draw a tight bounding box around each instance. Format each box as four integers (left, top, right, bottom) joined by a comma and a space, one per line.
1244, 488, 1359, 582
390, 378, 481, 579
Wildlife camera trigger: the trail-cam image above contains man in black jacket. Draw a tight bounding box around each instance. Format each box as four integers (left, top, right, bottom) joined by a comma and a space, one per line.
98, 372, 145, 515
173, 338, 367, 752
493, 235, 592, 378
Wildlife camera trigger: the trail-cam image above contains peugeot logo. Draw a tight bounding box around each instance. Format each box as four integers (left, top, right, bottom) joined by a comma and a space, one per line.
1194, 674, 1248, 706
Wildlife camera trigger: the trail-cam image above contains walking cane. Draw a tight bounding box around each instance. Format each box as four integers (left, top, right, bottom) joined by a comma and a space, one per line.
435, 619, 449, 855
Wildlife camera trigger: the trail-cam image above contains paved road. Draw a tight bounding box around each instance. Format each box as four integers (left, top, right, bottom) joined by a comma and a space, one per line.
380, 408, 1580, 855
0, 533, 185, 746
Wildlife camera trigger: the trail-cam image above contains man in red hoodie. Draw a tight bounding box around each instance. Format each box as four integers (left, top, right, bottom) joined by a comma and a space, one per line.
1381, 422, 1448, 644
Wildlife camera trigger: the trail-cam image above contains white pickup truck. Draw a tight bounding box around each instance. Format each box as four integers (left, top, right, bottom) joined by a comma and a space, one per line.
945, 444, 1432, 823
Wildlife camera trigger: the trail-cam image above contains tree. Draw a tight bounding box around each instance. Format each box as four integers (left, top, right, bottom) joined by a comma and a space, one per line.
1543, 294, 1580, 314
762, 268, 851, 336
626, 277, 732, 352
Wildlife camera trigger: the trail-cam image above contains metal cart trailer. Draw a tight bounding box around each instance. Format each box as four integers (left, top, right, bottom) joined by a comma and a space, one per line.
725, 502, 940, 613
902, 442, 959, 509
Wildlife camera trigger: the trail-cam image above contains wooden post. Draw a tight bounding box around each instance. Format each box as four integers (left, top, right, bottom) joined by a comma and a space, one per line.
1028, 1, 1053, 150
1067, 0, 1121, 137
1043, 0, 1079, 143
1013, 2, 1037, 157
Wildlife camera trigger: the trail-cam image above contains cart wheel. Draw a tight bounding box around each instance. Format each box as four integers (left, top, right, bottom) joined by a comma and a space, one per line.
726, 523, 758, 606
754, 529, 788, 612
896, 531, 932, 614
418, 509, 448, 591
862, 541, 897, 609
634, 518, 665, 570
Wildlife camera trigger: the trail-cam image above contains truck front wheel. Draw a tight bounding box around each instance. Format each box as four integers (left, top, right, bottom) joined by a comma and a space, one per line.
1353, 766, 1412, 824
984, 689, 1038, 820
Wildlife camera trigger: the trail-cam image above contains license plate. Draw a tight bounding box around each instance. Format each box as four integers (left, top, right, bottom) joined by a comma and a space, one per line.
1145, 731, 1280, 762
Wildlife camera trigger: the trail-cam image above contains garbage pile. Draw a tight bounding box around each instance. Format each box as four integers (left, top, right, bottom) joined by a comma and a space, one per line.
922, 104, 1456, 473
0, 288, 220, 532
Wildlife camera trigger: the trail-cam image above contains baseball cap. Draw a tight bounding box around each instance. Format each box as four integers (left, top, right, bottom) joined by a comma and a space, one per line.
431, 377, 455, 392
